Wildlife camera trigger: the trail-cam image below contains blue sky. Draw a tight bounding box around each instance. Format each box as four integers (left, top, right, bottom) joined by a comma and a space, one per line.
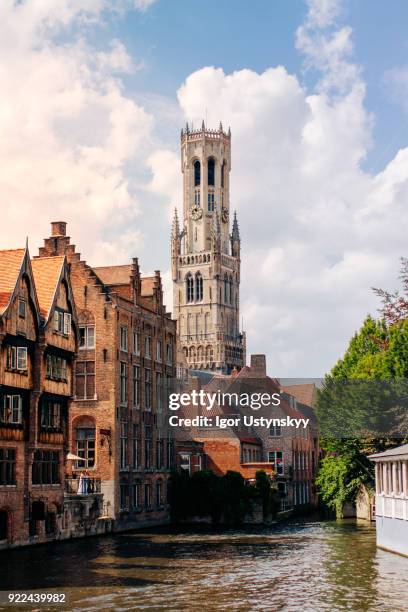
96, 0, 408, 174
3, 0, 408, 375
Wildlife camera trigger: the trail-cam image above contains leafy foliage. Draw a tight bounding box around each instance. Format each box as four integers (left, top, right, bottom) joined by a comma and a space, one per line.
317, 289, 408, 516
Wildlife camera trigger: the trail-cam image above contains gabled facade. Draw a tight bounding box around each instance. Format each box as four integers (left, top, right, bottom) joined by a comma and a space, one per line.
38, 222, 176, 529
0, 247, 78, 548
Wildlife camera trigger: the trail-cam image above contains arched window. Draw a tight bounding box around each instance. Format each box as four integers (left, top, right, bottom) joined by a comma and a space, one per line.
207, 158, 215, 186
221, 160, 226, 188
195, 272, 203, 301
229, 276, 233, 304
186, 274, 194, 303
194, 160, 201, 187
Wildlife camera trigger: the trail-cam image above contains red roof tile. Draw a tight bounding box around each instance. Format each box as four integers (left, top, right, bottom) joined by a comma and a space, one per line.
93, 265, 131, 286
0, 249, 25, 315
31, 256, 64, 319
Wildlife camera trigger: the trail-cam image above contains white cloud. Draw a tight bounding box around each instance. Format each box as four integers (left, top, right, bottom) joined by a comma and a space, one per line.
0, 0, 156, 265
161, 1, 408, 376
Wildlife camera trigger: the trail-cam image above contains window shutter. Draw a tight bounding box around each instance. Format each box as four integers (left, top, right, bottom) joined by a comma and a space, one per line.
54, 311, 59, 331
64, 313, 71, 335
17, 347, 27, 371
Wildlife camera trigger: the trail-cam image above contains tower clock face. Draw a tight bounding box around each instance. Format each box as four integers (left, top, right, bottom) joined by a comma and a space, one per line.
190, 205, 203, 220
221, 207, 229, 223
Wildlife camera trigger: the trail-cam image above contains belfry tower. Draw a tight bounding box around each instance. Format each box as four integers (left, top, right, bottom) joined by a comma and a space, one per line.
171, 122, 246, 373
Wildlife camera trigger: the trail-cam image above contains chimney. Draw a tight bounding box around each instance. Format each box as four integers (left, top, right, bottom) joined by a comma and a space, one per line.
51, 221, 67, 237
250, 354, 266, 377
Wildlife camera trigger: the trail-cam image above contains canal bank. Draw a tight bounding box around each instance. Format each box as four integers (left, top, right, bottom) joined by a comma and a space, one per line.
0, 518, 407, 611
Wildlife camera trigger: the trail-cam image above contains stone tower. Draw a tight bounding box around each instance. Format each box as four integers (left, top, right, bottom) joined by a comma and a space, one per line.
171, 122, 246, 373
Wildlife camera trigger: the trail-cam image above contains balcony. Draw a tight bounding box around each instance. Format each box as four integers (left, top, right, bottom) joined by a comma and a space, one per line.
65, 477, 101, 496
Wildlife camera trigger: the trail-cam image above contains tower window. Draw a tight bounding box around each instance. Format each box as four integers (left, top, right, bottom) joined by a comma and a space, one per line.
186, 274, 194, 303
194, 190, 200, 206
195, 272, 203, 301
208, 193, 215, 212
194, 160, 201, 186
207, 158, 215, 186
221, 160, 226, 188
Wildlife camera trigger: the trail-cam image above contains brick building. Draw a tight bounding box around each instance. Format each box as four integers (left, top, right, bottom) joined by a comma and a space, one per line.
173, 355, 319, 511
0, 246, 78, 548
37, 222, 176, 529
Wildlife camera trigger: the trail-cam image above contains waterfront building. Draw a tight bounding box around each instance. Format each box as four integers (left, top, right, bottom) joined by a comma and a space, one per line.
173, 354, 318, 511
171, 123, 246, 373
37, 222, 176, 531
0, 246, 78, 548
370, 444, 408, 557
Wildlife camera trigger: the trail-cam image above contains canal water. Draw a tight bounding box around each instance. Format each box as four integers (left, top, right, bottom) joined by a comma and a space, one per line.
0, 518, 407, 611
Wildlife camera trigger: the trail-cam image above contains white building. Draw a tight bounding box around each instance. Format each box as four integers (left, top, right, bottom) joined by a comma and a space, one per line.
370, 444, 408, 557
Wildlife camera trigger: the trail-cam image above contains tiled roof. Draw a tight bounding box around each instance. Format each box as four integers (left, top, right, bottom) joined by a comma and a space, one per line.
31, 256, 64, 319
281, 383, 316, 408
93, 265, 131, 286
0, 248, 25, 315
141, 277, 155, 296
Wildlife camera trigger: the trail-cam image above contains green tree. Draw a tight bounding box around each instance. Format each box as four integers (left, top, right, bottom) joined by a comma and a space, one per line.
317, 314, 408, 517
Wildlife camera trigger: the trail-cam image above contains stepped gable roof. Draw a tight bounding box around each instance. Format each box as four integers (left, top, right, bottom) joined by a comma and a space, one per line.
0, 248, 26, 315
31, 256, 65, 319
92, 264, 131, 286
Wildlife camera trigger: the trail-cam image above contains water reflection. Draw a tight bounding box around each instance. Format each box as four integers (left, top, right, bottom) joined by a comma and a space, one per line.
0, 519, 407, 611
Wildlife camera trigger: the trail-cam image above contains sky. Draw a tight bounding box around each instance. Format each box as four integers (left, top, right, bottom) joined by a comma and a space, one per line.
2, 0, 408, 377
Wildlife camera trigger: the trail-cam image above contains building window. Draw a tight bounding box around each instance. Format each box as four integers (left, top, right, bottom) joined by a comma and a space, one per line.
145, 333, 151, 358
32, 450, 60, 484
133, 424, 141, 468
195, 272, 203, 301
194, 160, 201, 186
79, 325, 95, 349
46, 354, 68, 382
156, 438, 163, 468
133, 330, 140, 355
156, 373, 162, 413
120, 362, 127, 405
208, 192, 215, 212
268, 451, 284, 476
270, 424, 282, 437
40, 400, 61, 431
132, 482, 141, 510
179, 453, 191, 474
145, 483, 152, 508
54, 310, 71, 335
145, 425, 152, 468
186, 274, 194, 303
156, 481, 162, 506
1, 395, 23, 425
75, 361, 95, 400
133, 365, 140, 407
145, 368, 152, 410
0, 511, 8, 541
207, 158, 215, 186
120, 483, 128, 511
167, 439, 173, 469
194, 190, 200, 206
120, 326, 128, 352
18, 299, 26, 319
156, 339, 162, 362
166, 342, 173, 365
6, 346, 28, 372
76, 427, 95, 468
221, 160, 226, 188
0, 449, 16, 485
120, 421, 127, 469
